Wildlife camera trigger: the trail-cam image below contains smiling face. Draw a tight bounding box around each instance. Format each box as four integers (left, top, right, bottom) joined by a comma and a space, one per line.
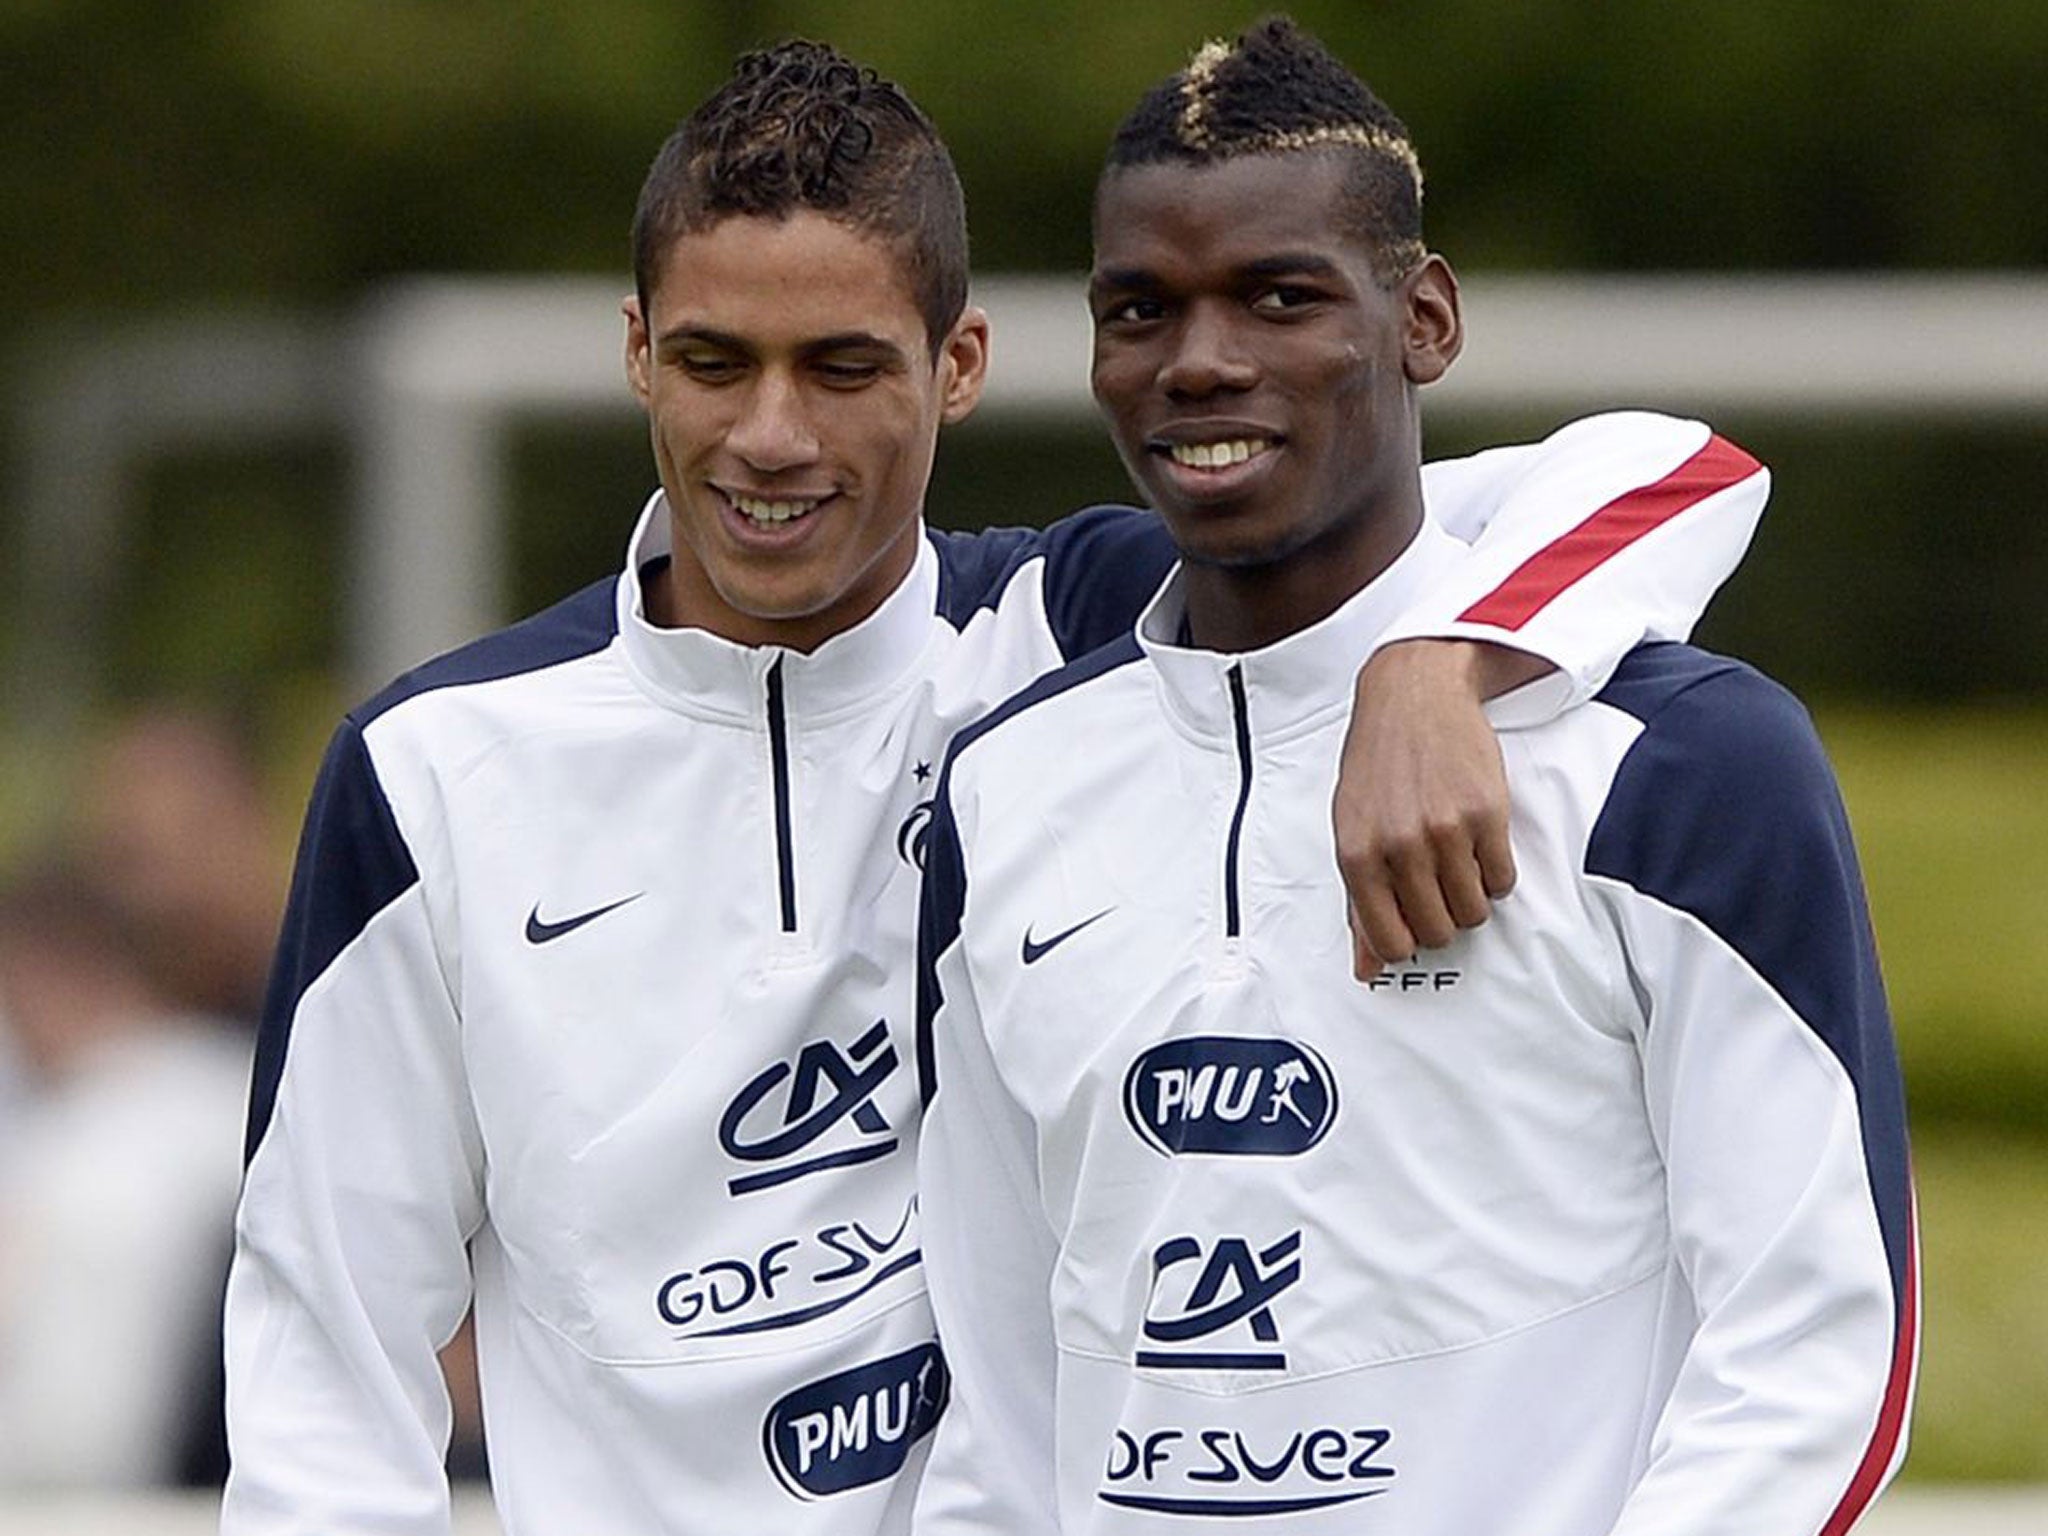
625, 211, 987, 651
1089, 151, 1460, 648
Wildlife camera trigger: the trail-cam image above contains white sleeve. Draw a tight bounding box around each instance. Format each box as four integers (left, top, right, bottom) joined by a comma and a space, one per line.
1395, 410, 1770, 711
910, 777, 1063, 1536
222, 720, 484, 1535
1586, 664, 1916, 1536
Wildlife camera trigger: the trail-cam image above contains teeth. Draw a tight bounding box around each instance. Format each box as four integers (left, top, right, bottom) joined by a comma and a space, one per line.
1168, 439, 1271, 469
732, 495, 820, 525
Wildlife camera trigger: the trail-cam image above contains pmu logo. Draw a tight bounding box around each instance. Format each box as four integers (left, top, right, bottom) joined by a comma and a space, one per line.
763, 1344, 949, 1500
1101, 1423, 1396, 1518
720, 1020, 899, 1195
1124, 1038, 1337, 1157
1139, 1232, 1302, 1371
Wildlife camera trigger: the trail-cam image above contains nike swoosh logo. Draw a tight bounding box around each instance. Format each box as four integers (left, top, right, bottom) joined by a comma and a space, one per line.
525, 894, 643, 945
1021, 907, 1115, 966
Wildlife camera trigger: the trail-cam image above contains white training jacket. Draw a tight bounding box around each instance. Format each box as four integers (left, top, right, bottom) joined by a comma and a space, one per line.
914, 523, 1916, 1536
223, 414, 1770, 1536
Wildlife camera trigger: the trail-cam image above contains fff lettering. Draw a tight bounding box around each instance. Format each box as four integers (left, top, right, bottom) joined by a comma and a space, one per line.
1366, 969, 1461, 992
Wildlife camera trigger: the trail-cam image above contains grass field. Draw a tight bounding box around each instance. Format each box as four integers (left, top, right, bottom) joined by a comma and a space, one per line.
1823, 709, 2048, 1130
1910, 1129, 2048, 1479
1815, 707, 2048, 1481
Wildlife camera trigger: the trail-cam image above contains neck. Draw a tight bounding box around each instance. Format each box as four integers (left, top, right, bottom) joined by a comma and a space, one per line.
1180, 493, 1424, 653
645, 544, 915, 655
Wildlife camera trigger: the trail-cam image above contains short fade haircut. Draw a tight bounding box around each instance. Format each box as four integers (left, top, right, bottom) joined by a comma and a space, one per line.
1103, 15, 1425, 282
632, 40, 970, 357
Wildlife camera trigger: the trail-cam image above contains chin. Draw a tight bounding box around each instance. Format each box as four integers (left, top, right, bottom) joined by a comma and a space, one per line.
1160, 514, 1297, 571
736, 587, 834, 626
704, 567, 817, 617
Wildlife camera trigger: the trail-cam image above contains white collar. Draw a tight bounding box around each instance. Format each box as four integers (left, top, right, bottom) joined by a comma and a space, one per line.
1138, 520, 1463, 745
612, 493, 939, 723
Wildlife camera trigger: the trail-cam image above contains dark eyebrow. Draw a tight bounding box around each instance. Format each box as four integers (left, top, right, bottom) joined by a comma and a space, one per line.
1089, 266, 1157, 296
654, 326, 908, 365
1239, 253, 1346, 282
656, 325, 750, 352
799, 332, 911, 365
1089, 252, 1347, 297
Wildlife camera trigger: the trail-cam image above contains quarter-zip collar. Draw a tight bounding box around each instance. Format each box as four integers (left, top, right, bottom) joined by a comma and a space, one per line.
613, 492, 941, 724
1138, 520, 1463, 745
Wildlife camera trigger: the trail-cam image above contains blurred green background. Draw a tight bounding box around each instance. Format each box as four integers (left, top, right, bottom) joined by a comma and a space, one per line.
2, 0, 2044, 1482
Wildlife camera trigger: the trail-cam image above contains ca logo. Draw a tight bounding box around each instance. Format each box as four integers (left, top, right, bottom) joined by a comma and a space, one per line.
1138, 1232, 1302, 1372
719, 1020, 900, 1195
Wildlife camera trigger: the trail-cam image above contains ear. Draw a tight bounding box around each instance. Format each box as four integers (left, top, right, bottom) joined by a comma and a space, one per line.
623, 294, 653, 406
936, 305, 991, 425
1399, 255, 1463, 386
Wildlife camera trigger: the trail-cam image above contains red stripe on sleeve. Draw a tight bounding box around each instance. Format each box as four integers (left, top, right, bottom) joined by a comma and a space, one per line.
1455, 434, 1763, 631
1819, 1193, 1920, 1536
